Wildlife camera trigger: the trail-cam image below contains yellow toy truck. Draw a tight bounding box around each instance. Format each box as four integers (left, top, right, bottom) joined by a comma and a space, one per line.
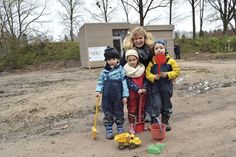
114, 132, 141, 150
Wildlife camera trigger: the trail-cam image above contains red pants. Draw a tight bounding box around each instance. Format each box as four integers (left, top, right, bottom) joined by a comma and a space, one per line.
127, 90, 146, 123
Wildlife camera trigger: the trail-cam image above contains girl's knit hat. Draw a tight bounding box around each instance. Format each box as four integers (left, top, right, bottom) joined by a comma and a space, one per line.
125, 49, 139, 61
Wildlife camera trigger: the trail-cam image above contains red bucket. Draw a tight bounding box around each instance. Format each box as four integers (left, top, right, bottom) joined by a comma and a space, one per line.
150, 123, 166, 141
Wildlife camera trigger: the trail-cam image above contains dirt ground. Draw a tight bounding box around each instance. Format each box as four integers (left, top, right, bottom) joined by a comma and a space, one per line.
0, 58, 236, 157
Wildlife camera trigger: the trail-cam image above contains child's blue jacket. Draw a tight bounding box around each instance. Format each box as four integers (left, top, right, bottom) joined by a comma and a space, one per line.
96, 64, 129, 98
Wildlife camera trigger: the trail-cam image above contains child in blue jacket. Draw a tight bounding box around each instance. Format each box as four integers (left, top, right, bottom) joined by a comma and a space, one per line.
96, 47, 129, 139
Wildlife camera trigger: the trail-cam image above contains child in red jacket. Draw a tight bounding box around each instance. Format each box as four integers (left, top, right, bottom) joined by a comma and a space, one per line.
123, 49, 148, 134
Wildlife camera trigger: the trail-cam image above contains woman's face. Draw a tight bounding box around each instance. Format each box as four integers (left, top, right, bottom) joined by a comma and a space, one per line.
127, 55, 138, 68
133, 34, 145, 48
154, 43, 165, 55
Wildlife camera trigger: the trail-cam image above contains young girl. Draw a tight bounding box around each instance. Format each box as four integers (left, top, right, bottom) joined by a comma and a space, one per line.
120, 26, 154, 123
123, 49, 148, 134
96, 47, 129, 139
146, 40, 180, 131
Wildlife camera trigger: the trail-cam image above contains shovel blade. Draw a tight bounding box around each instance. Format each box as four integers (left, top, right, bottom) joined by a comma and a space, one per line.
92, 127, 97, 140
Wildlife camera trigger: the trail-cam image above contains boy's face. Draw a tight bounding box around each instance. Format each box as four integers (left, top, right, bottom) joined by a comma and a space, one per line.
106, 58, 119, 68
127, 55, 138, 68
133, 34, 145, 48
154, 43, 165, 55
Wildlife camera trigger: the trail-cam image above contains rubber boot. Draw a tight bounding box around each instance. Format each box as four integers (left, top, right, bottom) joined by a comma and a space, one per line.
117, 124, 124, 134
105, 125, 114, 139
162, 116, 171, 131
128, 123, 135, 134
144, 112, 151, 122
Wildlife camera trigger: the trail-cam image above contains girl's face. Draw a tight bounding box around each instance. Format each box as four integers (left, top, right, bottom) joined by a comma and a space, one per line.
154, 43, 165, 55
127, 55, 138, 68
106, 58, 119, 68
133, 34, 145, 48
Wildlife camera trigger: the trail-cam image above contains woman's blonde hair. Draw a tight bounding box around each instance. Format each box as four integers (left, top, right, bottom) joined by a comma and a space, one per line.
124, 26, 154, 49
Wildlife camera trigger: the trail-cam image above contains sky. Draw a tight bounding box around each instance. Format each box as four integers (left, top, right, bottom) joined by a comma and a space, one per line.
40, 0, 222, 41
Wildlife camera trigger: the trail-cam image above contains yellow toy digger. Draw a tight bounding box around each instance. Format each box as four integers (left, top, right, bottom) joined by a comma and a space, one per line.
114, 132, 141, 150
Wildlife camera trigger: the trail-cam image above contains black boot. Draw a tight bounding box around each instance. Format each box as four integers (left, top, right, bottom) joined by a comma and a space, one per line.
162, 116, 171, 131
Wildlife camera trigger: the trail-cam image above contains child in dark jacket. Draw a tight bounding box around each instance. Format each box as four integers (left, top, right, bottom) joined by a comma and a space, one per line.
123, 49, 148, 134
146, 40, 180, 131
96, 47, 129, 139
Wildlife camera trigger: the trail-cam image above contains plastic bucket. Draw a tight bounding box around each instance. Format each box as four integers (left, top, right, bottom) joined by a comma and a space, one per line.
150, 123, 166, 141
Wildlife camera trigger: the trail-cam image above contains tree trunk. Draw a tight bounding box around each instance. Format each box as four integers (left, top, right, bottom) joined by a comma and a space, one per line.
192, 3, 196, 38
70, 1, 74, 41
169, 0, 173, 25
139, 0, 144, 26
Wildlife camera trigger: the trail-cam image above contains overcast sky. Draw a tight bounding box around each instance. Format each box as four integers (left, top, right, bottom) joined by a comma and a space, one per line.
40, 0, 221, 40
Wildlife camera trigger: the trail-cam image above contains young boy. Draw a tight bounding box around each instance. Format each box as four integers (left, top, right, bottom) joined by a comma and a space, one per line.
95, 47, 129, 139
146, 40, 180, 131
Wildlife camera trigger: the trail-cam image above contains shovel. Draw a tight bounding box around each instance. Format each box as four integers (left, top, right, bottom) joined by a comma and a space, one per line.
92, 96, 100, 140
155, 116, 163, 133
134, 95, 145, 133
155, 54, 166, 75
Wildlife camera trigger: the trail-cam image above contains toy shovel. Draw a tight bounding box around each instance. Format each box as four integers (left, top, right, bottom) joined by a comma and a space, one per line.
92, 96, 100, 140
134, 95, 145, 133
155, 117, 163, 133
155, 54, 166, 74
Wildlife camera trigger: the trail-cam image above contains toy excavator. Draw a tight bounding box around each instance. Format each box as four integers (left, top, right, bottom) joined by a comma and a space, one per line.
114, 132, 141, 150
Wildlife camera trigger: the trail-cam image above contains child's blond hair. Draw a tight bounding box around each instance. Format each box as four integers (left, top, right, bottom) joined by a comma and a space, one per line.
124, 26, 154, 50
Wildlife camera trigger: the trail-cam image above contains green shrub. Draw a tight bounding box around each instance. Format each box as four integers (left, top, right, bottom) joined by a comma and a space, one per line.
0, 41, 80, 71
175, 36, 236, 54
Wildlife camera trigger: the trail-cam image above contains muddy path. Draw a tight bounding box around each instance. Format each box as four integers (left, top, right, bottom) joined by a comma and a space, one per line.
0, 59, 236, 157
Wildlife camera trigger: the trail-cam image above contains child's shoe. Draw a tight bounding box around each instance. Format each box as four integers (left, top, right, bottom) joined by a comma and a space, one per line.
117, 124, 124, 134
128, 124, 135, 134
105, 125, 114, 139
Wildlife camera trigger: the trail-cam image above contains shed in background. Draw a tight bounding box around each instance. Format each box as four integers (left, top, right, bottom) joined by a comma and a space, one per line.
79, 23, 174, 68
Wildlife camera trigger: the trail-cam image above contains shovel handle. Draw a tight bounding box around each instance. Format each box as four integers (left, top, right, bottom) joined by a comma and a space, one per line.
138, 95, 143, 123
93, 96, 100, 128
155, 117, 163, 133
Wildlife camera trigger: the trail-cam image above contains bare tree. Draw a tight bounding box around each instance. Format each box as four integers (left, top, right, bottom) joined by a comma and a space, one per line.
187, 0, 199, 38
58, 0, 82, 41
120, 0, 131, 22
209, 0, 236, 35
84, 0, 116, 23
121, 0, 169, 26
1, 0, 46, 40
169, 0, 174, 24
199, 0, 205, 37
229, 1, 236, 34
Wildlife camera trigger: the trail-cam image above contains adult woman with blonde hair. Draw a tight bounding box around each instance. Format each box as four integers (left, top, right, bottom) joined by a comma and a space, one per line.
120, 26, 154, 68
